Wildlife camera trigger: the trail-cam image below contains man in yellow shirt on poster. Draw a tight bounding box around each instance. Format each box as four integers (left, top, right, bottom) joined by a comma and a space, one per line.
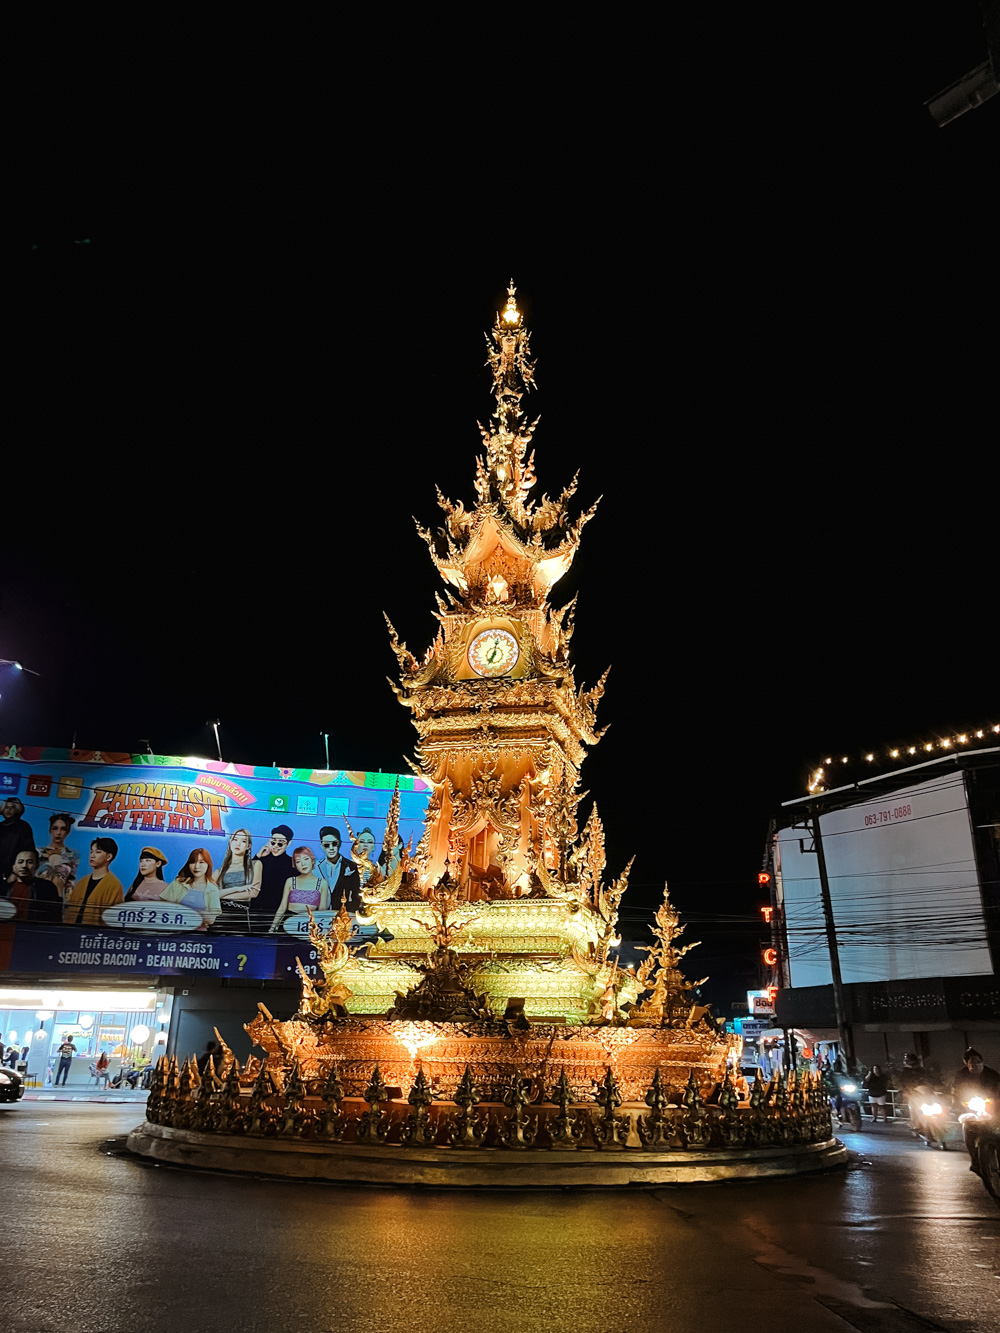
63, 838, 125, 926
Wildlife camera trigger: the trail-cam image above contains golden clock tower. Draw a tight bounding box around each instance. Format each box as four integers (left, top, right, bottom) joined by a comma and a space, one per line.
386, 282, 608, 903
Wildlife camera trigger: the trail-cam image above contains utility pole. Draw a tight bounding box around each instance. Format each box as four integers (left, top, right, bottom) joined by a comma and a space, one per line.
807, 807, 855, 1072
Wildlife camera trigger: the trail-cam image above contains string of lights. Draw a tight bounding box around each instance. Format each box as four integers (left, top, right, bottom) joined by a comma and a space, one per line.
806, 723, 998, 792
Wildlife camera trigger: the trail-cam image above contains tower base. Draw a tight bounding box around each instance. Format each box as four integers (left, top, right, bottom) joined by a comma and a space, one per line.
127, 1120, 848, 1188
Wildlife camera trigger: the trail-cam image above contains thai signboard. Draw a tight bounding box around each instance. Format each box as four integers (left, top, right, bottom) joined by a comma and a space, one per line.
6, 923, 324, 981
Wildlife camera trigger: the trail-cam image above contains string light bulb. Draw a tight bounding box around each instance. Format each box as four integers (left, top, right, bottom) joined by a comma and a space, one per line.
806, 722, 997, 792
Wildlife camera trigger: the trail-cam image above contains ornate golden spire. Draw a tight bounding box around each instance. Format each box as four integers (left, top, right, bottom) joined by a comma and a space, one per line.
630, 884, 708, 1027
477, 279, 538, 520
413, 283, 598, 604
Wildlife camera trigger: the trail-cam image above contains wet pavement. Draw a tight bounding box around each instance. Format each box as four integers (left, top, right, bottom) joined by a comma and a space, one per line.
0, 1104, 996, 1333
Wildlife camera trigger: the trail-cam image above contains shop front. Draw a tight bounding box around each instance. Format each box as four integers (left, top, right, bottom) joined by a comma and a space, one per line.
0, 985, 173, 1089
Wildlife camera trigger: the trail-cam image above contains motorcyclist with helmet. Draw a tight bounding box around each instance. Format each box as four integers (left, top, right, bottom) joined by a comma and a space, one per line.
953, 1048, 1000, 1177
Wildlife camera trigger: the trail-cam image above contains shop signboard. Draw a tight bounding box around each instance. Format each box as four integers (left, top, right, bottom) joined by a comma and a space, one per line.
0, 748, 430, 937
740, 1019, 767, 1039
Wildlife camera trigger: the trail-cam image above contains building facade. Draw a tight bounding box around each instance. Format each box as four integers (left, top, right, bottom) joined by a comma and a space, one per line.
770, 747, 999, 1075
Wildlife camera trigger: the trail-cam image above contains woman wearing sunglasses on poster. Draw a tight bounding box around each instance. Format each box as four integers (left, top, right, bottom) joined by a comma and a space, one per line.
268, 847, 329, 932
162, 848, 221, 930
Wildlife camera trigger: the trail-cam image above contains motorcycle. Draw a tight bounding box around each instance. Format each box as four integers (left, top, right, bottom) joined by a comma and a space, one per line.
910, 1092, 965, 1149
832, 1076, 863, 1132
958, 1097, 999, 1197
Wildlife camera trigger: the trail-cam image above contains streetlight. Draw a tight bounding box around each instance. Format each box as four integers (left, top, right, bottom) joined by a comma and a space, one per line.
0, 659, 40, 676
206, 719, 222, 763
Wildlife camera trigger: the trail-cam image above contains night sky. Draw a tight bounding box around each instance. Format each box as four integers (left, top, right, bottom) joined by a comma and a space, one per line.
10, 8, 996, 1007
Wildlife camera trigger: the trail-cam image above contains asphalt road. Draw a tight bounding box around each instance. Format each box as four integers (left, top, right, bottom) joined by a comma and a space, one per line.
1, 1104, 996, 1333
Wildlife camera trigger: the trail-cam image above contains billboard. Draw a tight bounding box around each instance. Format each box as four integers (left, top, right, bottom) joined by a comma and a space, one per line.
0, 747, 429, 937
776, 772, 991, 987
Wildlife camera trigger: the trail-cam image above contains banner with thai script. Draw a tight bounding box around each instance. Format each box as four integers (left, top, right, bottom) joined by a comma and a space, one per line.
7, 923, 333, 981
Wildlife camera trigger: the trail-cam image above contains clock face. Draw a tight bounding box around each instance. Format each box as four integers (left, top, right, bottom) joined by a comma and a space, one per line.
468, 628, 519, 678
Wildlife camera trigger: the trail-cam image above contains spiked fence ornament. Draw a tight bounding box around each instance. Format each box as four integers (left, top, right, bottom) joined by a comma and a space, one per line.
718, 1071, 745, 1147
146, 1055, 168, 1123
219, 1063, 247, 1134
248, 1063, 280, 1136
682, 1069, 709, 1147
183, 1057, 204, 1129
448, 1065, 486, 1148
357, 1065, 392, 1144
637, 1067, 673, 1148
402, 1066, 437, 1147
546, 1068, 583, 1149
593, 1067, 629, 1148
319, 1062, 347, 1141
280, 1061, 313, 1136
192, 1062, 223, 1132
500, 1069, 536, 1149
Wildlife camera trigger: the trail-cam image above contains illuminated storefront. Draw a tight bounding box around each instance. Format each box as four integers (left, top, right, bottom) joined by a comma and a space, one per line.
0, 986, 171, 1088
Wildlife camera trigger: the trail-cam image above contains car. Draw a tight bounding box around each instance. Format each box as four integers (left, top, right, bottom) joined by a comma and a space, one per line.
0, 1063, 25, 1103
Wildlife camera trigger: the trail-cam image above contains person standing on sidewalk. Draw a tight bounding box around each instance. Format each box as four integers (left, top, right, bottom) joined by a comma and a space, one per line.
55, 1038, 77, 1086
864, 1064, 890, 1123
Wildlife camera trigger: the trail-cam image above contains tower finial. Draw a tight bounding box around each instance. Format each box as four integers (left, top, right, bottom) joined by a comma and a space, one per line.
501, 278, 521, 328
480, 281, 537, 513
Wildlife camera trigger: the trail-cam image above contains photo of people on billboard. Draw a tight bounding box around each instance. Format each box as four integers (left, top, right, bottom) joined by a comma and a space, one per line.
0, 751, 428, 940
